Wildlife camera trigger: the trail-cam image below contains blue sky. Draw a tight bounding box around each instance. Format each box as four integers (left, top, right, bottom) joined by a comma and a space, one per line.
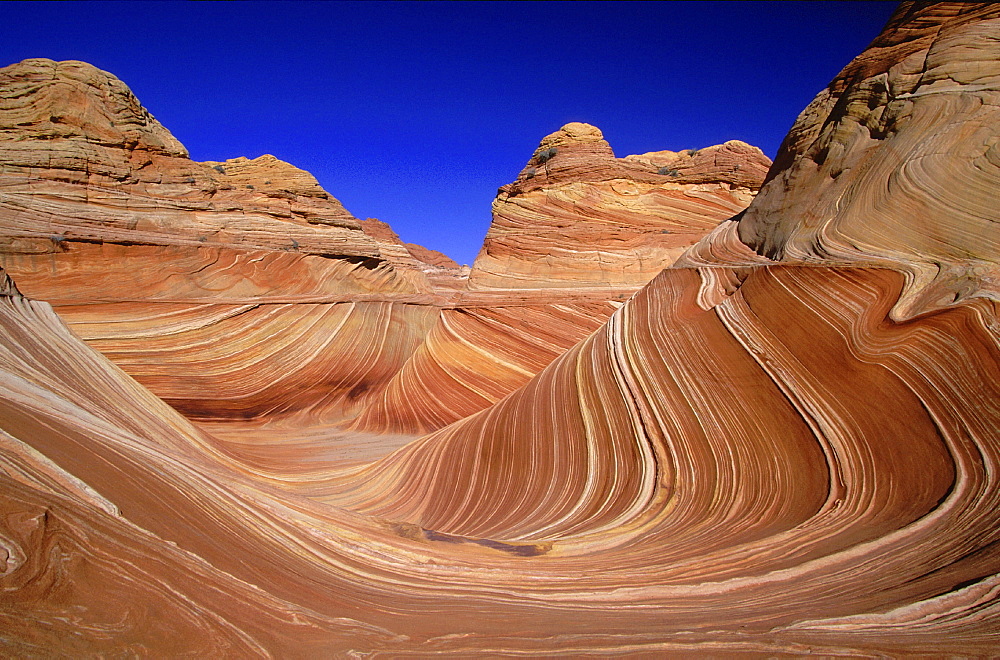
2, 1, 896, 265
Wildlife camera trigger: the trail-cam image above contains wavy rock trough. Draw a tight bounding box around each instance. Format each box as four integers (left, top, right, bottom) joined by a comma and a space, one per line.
3, 2, 1000, 655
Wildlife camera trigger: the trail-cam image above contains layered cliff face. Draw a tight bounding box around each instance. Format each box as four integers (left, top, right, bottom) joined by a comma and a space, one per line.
358, 217, 468, 291
5, 2, 1000, 655
468, 121, 771, 289
723, 2, 1000, 318
0, 58, 422, 300
0, 59, 737, 433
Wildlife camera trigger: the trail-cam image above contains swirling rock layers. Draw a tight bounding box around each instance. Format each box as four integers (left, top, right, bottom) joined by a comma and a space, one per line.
4, 2, 1000, 655
0, 58, 424, 300
731, 2, 1000, 317
348, 299, 621, 434
469, 122, 771, 289
0, 59, 758, 437
4, 259, 1000, 655
51, 296, 621, 436
0, 60, 669, 436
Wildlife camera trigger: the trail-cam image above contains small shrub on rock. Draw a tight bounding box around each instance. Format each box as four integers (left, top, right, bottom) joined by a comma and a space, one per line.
537, 147, 557, 163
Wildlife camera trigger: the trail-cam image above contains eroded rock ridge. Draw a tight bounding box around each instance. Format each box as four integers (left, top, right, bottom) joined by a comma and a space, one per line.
3, 4, 1000, 655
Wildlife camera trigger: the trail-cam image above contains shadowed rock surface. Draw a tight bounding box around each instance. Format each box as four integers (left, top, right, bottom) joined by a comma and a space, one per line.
3, 3, 1000, 655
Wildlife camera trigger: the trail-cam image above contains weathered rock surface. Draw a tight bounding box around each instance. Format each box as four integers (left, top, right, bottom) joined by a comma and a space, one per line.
0, 63, 737, 430
468, 122, 770, 289
714, 2, 1000, 318
58, 300, 439, 422
5, 3, 1000, 656
0, 58, 421, 300
52, 295, 625, 435
0, 59, 749, 431
358, 217, 465, 292
348, 299, 622, 434
402, 241, 461, 270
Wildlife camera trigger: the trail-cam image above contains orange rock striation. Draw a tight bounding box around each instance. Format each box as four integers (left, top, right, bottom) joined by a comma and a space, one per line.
347, 299, 621, 434
4, 2, 1000, 655
0, 58, 421, 300
359, 216, 467, 291
51, 294, 628, 435
468, 121, 770, 289
681, 1, 1000, 319
0, 59, 750, 434
0, 59, 694, 434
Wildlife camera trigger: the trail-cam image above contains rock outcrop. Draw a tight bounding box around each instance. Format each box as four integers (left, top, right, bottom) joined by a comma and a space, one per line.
359, 217, 466, 291
0, 63, 735, 431
0, 58, 421, 300
0, 59, 754, 432
6, 3, 1000, 655
468, 121, 770, 289
691, 2, 1000, 318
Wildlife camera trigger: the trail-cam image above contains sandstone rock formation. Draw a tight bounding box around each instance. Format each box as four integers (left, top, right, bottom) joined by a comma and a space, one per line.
359, 217, 466, 291
50, 290, 628, 435
347, 299, 621, 434
0, 59, 748, 434
715, 1, 1000, 320
0, 60, 648, 435
5, 2, 1000, 655
0, 58, 421, 300
468, 121, 771, 289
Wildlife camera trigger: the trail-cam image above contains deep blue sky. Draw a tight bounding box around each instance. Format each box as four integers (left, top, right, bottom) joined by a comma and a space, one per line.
2, 1, 896, 265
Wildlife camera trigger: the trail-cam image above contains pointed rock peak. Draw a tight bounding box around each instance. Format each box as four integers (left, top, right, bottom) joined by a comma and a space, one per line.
539, 122, 607, 148
505, 122, 619, 191
531, 122, 614, 161
0, 268, 22, 298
